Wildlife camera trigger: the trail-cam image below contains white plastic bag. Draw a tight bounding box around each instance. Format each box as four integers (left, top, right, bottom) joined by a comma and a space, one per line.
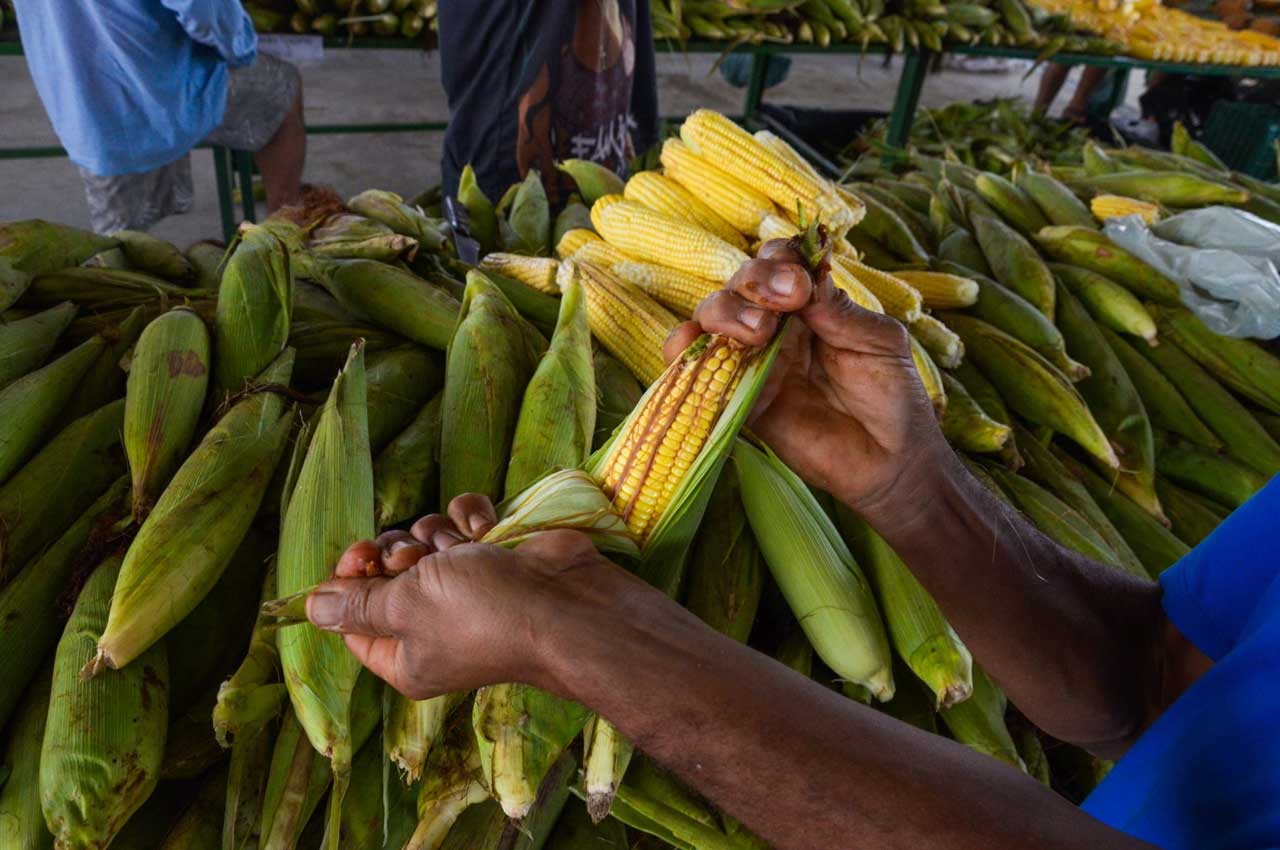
1104, 208, 1280, 339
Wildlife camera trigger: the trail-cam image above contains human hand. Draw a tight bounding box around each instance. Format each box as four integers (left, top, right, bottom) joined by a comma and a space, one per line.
305, 493, 651, 699
663, 239, 947, 518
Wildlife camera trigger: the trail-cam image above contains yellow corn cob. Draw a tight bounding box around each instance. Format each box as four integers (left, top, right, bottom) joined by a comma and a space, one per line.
563, 260, 677, 386
571, 239, 632, 269
828, 261, 885, 314
835, 256, 923, 322
758, 130, 865, 230
680, 110, 855, 235
1090, 194, 1160, 224
623, 171, 749, 251
909, 334, 947, 415
589, 194, 625, 232
893, 270, 979, 310
478, 254, 560, 295
555, 228, 599, 259
757, 213, 801, 243
834, 235, 858, 257
909, 313, 965, 369
612, 261, 720, 319
596, 335, 751, 541
593, 199, 750, 282
659, 138, 774, 235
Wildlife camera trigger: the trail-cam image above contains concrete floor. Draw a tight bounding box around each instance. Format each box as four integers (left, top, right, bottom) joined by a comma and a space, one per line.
0, 48, 1124, 247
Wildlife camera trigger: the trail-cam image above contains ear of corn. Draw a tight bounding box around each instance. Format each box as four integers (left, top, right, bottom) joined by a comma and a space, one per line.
89, 351, 295, 675
111, 230, 195, 283
0, 661, 53, 850
556, 228, 601, 259
388, 690, 466, 785
311, 257, 460, 352
909, 313, 964, 369
581, 716, 636, 825
985, 462, 1125, 569
276, 343, 374, 850
840, 186, 929, 264
0, 258, 32, 314
505, 272, 596, 496
1090, 194, 1160, 225
364, 347, 442, 454
405, 717, 490, 850
557, 159, 626, 205
554, 196, 596, 250
941, 313, 1119, 469
836, 505, 972, 709
940, 372, 1010, 453
682, 465, 763, 644
1155, 438, 1267, 510
123, 308, 211, 518
502, 169, 552, 256
440, 272, 541, 504
458, 164, 499, 253
480, 468, 638, 558
1034, 225, 1182, 306
22, 267, 200, 312
735, 439, 894, 700
347, 189, 449, 252
571, 238, 633, 270
846, 183, 930, 255
939, 665, 1023, 770
611, 260, 720, 320
1155, 476, 1228, 547
215, 226, 293, 395
937, 227, 994, 277
308, 214, 419, 262
659, 138, 774, 236
969, 211, 1055, 319
894, 270, 979, 310
186, 241, 227, 291
909, 334, 947, 416
1051, 263, 1157, 345
0, 398, 126, 580
375, 393, 443, 530
1152, 305, 1280, 416
0, 301, 76, 390
155, 764, 227, 850
479, 254, 561, 295
950, 358, 1023, 469
1078, 171, 1248, 207
594, 199, 750, 283
835, 256, 922, 322
624, 171, 749, 251
570, 260, 677, 386
41, 555, 169, 850
0, 333, 105, 485
257, 707, 332, 850
1014, 170, 1096, 229
344, 732, 422, 850
0, 219, 117, 280
757, 212, 801, 243
973, 172, 1049, 237
545, 800, 629, 849
63, 306, 149, 420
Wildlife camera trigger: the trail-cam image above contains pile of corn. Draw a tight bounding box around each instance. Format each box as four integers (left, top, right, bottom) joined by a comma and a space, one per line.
3, 106, 1278, 850
651, 0, 1119, 53
1027, 0, 1280, 64
243, 0, 437, 40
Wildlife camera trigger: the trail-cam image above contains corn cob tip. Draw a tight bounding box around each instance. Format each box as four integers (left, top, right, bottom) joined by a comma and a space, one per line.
79, 648, 110, 680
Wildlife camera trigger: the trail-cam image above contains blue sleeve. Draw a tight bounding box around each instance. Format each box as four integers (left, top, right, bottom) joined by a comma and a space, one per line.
1160, 475, 1280, 660
160, 0, 257, 66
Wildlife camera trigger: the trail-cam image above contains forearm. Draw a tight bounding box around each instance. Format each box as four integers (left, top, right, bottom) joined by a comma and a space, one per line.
542, 583, 1153, 850
855, 445, 1164, 752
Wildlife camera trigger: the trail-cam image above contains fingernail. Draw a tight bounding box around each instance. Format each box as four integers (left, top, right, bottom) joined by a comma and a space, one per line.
307, 589, 343, 630
468, 513, 491, 536
433, 529, 465, 549
772, 268, 800, 296
740, 306, 766, 330
388, 539, 415, 553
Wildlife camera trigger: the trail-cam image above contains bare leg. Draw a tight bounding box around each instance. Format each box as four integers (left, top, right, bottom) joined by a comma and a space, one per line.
1064, 66, 1110, 122
254, 83, 306, 212
1034, 63, 1072, 114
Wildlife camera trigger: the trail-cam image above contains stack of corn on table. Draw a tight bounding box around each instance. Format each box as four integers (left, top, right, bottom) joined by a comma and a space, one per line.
242, 0, 438, 40
2, 106, 1279, 850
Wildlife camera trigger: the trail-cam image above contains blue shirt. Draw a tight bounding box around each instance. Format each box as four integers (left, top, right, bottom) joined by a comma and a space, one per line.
14, 0, 257, 176
1083, 476, 1280, 849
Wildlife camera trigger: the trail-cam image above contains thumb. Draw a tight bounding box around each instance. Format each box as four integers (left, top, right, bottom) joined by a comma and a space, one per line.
306, 575, 400, 637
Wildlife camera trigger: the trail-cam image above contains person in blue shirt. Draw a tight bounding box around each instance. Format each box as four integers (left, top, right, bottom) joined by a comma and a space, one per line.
304, 243, 1278, 850
14, 0, 305, 234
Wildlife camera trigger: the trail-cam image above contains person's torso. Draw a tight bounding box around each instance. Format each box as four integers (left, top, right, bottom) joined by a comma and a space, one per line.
14, 0, 231, 175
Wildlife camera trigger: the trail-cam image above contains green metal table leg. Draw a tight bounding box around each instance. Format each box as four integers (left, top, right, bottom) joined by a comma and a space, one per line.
235, 150, 256, 225
885, 50, 929, 159
212, 146, 236, 243
743, 49, 770, 122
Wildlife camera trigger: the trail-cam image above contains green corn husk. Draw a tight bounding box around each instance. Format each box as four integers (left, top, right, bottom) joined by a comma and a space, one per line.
0, 333, 105, 485
984, 463, 1124, 569
214, 566, 286, 749
1100, 326, 1222, 451
293, 280, 352, 323
950, 358, 1022, 469
1033, 226, 1181, 306
1053, 446, 1189, 577
940, 372, 1010, 454
341, 733, 420, 850
969, 210, 1055, 318
0, 219, 117, 279
856, 183, 936, 253
88, 351, 294, 674
836, 505, 973, 709
1052, 264, 1156, 345
82, 246, 130, 270
1155, 438, 1267, 510
1155, 476, 1226, 547
156, 766, 227, 850
440, 272, 542, 504
0, 398, 126, 580
773, 626, 814, 678
476, 468, 638, 557
1076, 171, 1248, 206
545, 800, 628, 850
276, 344, 374, 850
973, 172, 1048, 237
123, 308, 211, 517
388, 690, 465, 784
940, 313, 1118, 469
505, 271, 595, 495
310, 257, 461, 351
735, 439, 893, 700
1014, 169, 1096, 229
375, 394, 442, 529
553, 196, 594, 249
502, 170, 552, 255
908, 315, 963, 370
939, 664, 1023, 770
365, 347, 442, 453
404, 716, 491, 850
0, 258, 33, 315
557, 160, 625, 205
215, 225, 293, 395
581, 715, 635, 825
1132, 331, 1280, 476
592, 348, 643, 450
1152, 305, 1280, 416
437, 752, 574, 850
441, 259, 560, 336
1054, 282, 1161, 522
458, 164, 498, 253
845, 228, 913, 270
0, 661, 53, 850
1011, 721, 1052, 787
63, 306, 149, 420
23, 267, 201, 311
876, 658, 939, 734
437, 802, 507, 850
0, 477, 128, 729
0, 300, 76, 390
41, 556, 169, 850
683, 467, 763, 645
112, 230, 195, 283
936, 228, 994, 277
161, 689, 226, 781
1012, 424, 1147, 578
222, 712, 277, 850
308, 214, 418, 261
289, 319, 406, 387
347, 189, 450, 252
844, 186, 930, 264
187, 241, 228, 291
109, 780, 200, 850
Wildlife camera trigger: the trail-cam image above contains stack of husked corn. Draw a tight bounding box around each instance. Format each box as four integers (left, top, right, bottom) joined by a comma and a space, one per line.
4, 106, 1278, 850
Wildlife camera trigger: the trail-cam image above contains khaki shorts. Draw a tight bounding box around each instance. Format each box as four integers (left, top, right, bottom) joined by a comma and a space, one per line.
79, 53, 301, 234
